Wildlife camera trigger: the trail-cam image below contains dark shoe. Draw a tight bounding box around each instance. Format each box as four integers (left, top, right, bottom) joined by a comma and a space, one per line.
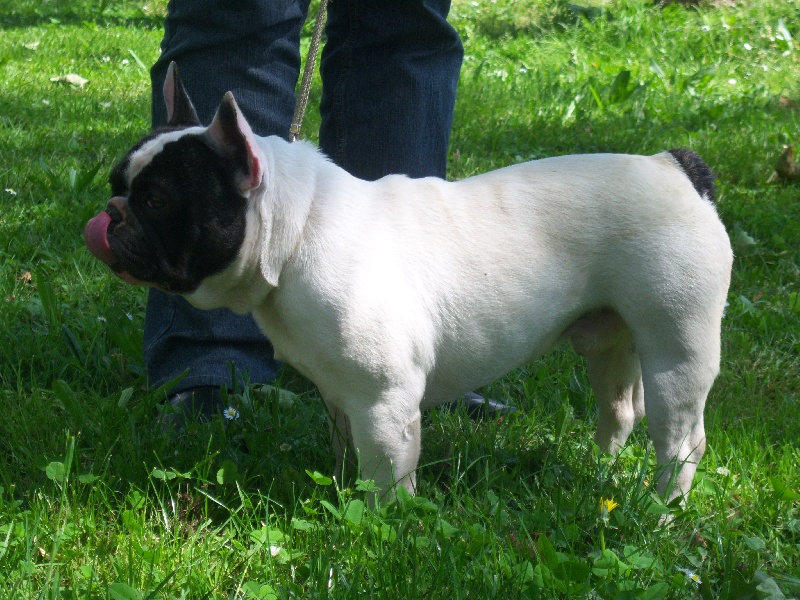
446, 392, 517, 419
157, 386, 226, 431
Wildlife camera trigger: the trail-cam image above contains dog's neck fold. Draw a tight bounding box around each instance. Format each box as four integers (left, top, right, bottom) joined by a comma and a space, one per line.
257, 137, 320, 287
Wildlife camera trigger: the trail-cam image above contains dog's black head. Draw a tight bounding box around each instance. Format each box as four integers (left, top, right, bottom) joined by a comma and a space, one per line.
85, 62, 264, 293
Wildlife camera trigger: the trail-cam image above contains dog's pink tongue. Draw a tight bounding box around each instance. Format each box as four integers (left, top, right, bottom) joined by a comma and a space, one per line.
84, 212, 115, 265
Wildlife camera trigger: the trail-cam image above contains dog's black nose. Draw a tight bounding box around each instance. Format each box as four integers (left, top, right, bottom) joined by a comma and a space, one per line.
106, 204, 123, 224
106, 198, 126, 224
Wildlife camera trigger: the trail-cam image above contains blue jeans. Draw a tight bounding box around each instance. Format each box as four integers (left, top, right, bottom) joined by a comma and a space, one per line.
145, 0, 463, 392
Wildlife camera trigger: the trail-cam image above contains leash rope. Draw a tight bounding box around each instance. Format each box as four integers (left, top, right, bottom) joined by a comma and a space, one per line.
290, 0, 329, 142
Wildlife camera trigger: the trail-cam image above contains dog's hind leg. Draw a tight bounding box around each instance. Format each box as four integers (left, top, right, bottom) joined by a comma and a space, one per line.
568, 310, 645, 454
630, 287, 725, 503
637, 346, 716, 503
584, 321, 716, 503
587, 340, 645, 455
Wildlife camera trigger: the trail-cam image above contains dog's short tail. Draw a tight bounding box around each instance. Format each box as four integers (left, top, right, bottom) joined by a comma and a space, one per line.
668, 149, 716, 203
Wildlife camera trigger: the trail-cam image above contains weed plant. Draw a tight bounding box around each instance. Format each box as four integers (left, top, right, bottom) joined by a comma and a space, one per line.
0, 0, 798, 597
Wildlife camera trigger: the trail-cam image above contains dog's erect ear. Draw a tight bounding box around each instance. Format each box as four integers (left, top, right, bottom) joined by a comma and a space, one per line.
163, 62, 201, 127
205, 92, 264, 193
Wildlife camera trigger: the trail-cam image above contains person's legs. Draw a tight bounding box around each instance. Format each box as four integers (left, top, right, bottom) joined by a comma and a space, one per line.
146, 0, 309, 400
319, 0, 463, 181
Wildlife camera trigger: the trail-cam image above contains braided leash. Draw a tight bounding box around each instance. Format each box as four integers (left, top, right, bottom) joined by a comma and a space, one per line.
290, 0, 329, 142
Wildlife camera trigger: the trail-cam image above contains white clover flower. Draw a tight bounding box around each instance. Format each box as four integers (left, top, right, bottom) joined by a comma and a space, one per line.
677, 567, 702, 585
716, 466, 731, 476
223, 406, 240, 421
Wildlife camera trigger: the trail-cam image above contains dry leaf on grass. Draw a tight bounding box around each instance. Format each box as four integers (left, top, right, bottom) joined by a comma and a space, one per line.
50, 74, 89, 88
767, 145, 798, 183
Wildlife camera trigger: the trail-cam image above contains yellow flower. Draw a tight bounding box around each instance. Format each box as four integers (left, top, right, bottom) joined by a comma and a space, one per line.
599, 498, 619, 513
597, 497, 619, 552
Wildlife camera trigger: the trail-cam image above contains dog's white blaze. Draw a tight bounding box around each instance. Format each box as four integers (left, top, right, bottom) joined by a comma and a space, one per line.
126, 127, 205, 186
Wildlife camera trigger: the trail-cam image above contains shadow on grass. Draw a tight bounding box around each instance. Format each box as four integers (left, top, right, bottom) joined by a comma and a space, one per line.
0, 0, 164, 29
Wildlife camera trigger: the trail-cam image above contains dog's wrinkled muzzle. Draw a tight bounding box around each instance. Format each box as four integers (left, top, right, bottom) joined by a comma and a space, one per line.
84, 199, 154, 287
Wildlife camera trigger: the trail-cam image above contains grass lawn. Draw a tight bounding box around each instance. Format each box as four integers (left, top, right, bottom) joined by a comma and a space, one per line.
0, 0, 798, 597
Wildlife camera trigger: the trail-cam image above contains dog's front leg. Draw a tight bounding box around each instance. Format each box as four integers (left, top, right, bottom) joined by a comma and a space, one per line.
347, 400, 423, 504
326, 402, 357, 483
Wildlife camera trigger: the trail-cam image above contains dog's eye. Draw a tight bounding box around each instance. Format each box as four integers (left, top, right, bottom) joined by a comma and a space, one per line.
146, 198, 166, 209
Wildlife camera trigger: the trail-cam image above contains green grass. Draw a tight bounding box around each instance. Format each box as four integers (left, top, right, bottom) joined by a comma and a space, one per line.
1, 0, 799, 597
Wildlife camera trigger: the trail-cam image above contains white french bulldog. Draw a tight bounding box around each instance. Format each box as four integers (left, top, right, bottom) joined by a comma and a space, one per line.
86, 62, 733, 503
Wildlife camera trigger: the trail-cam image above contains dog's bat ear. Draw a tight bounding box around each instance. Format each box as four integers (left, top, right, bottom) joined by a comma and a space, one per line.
163, 62, 201, 127
205, 92, 264, 193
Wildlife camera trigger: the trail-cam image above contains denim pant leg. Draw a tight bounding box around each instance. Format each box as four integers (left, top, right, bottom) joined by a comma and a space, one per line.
319, 0, 463, 180
144, 0, 309, 392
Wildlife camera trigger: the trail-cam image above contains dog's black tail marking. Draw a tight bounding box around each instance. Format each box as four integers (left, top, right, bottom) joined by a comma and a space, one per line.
668, 149, 716, 203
